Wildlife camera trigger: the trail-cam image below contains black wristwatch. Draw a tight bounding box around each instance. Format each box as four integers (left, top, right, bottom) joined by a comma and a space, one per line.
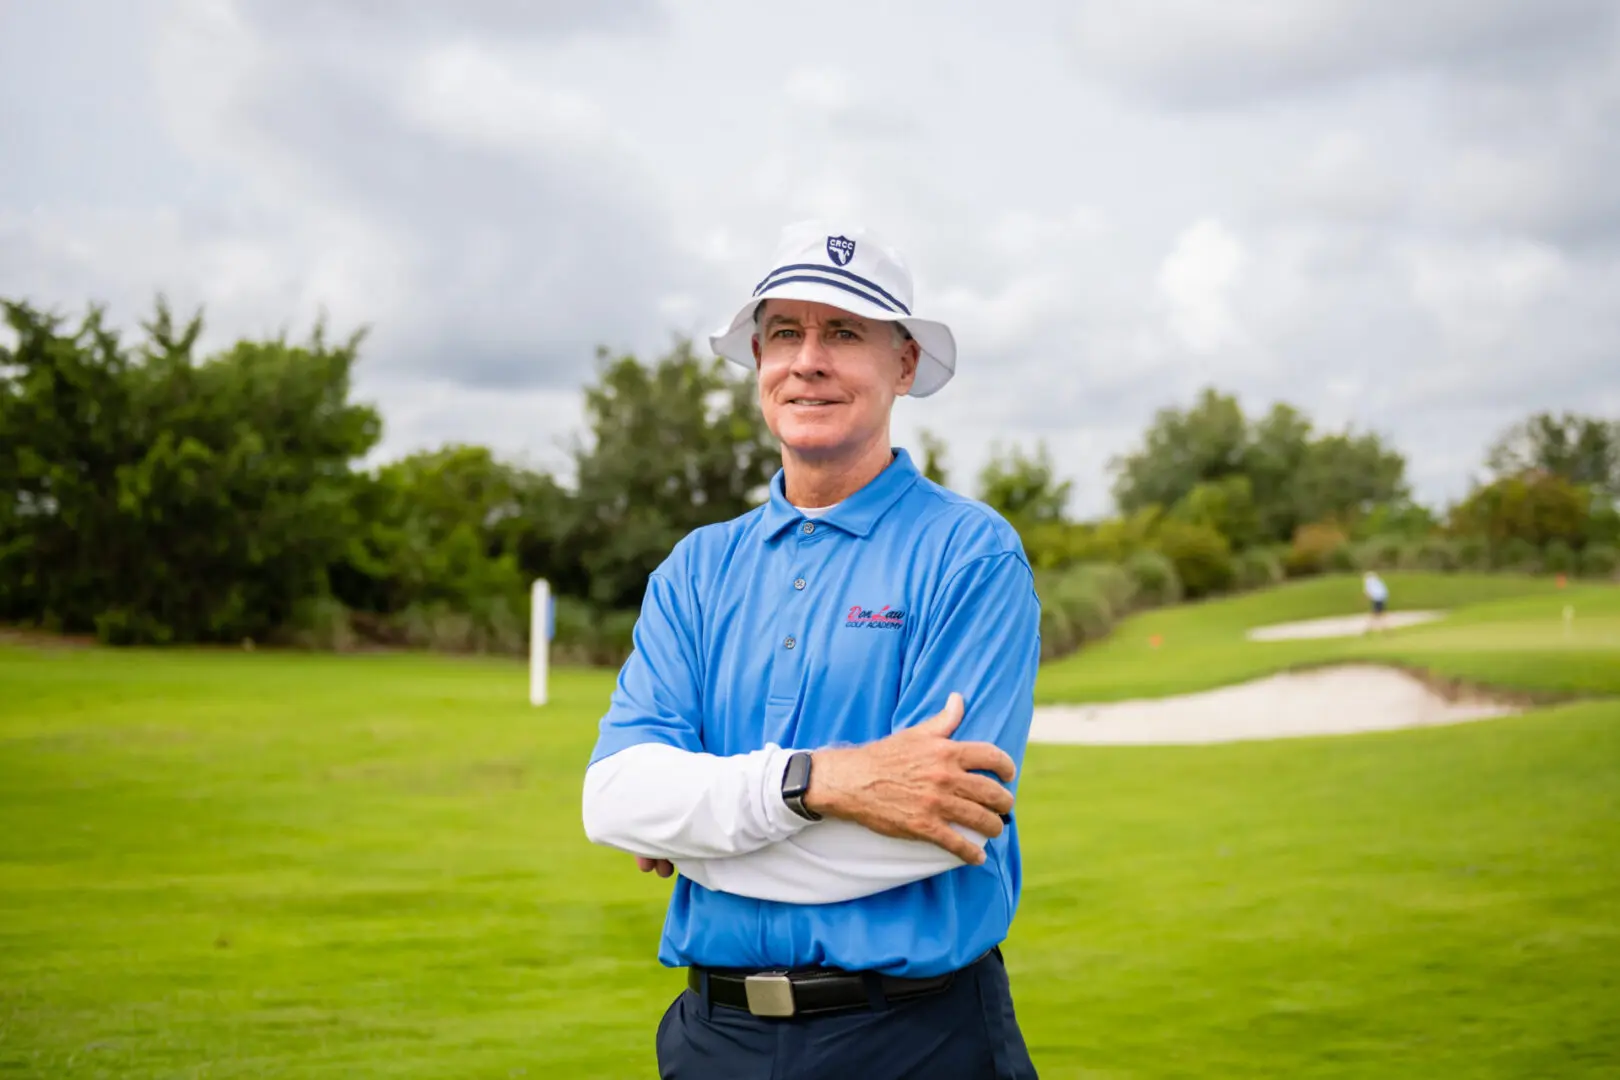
781, 751, 822, 821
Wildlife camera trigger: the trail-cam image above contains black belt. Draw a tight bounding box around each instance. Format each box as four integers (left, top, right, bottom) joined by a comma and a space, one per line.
689, 953, 989, 1019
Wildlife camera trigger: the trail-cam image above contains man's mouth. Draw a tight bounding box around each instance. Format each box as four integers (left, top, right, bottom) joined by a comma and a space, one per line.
788, 398, 839, 406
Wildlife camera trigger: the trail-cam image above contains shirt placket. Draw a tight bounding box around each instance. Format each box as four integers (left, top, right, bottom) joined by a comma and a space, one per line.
767, 519, 821, 710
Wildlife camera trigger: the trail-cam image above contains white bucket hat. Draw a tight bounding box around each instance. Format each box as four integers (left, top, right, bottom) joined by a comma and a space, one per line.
708, 221, 957, 397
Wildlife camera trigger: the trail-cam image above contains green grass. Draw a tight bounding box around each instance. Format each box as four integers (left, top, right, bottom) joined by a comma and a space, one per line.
1037, 572, 1620, 702
2, 573, 1617, 1077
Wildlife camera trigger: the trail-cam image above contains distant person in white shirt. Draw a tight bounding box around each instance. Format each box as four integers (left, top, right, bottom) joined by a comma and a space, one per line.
1363, 571, 1389, 633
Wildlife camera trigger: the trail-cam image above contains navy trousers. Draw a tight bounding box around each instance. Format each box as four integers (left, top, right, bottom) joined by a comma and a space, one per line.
655, 948, 1039, 1079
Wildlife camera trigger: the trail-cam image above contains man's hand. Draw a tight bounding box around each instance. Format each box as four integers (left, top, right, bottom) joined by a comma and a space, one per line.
803, 693, 1016, 866
636, 856, 674, 878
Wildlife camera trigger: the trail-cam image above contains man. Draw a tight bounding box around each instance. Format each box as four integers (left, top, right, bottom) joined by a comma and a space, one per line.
1363, 571, 1389, 633
581, 221, 1042, 1079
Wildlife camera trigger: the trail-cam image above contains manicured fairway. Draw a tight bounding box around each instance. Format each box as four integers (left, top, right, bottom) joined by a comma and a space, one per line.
2, 573, 1617, 1077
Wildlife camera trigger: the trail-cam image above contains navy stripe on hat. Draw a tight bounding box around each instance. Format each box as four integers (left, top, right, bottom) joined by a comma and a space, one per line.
752, 263, 911, 315
752, 274, 907, 315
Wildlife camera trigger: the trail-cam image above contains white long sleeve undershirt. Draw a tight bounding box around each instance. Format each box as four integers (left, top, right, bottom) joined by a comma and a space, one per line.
581, 742, 985, 905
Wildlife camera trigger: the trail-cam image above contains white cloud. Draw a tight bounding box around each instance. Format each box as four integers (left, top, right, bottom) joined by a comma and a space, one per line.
400, 44, 611, 156
1403, 237, 1569, 353
1288, 131, 1409, 222
363, 377, 588, 480
1068, 0, 1617, 106
3, 0, 1618, 522
1157, 220, 1248, 354
782, 68, 855, 114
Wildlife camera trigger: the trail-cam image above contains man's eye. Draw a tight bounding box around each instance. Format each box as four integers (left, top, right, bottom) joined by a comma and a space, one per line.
834, 329, 858, 340
773, 328, 799, 339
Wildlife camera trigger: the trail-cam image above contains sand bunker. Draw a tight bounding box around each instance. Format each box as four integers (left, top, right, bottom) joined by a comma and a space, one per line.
1029, 664, 1518, 745
1244, 611, 1445, 641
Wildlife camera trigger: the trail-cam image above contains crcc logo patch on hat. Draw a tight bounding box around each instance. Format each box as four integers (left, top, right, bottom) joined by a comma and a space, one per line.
708, 221, 958, 398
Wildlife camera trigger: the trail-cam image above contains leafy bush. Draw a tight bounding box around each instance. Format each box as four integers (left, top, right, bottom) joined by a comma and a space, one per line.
1038, 602, 1076, 661
1353, 534, 1406, 571
1578, 543, 1619, 580
1151, 521, 1234, 599
1168, 475, 1261, 550
1415, 538, 1460, 571
397, 602, 476, 652
1586, 502, 1620, 548
1542, 539, 1577, 575
1352, 500, 1439, 540
551, 596, 639, 666
282, 596, 357, 651
1494, 536, 1542, 573
1073, 562, 1137, 616
92, 608, 175, 647
1455, 535, 1490, 571
1034, 567, 1121, 660
596, 609, 640, 664
382, 595, 529, 655
1124, 550, 1183, 607
1235, 548, 1284, 590
467, 593, 527, 655
1449, 471, 1590, 547
1020, 521, 1077, 572
1054, 574, 1114, 641
1284, 522, 1350, 577
550, 595, 598, 649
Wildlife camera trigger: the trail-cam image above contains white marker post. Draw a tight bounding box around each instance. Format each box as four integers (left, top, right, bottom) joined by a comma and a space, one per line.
530, 578, 552, 706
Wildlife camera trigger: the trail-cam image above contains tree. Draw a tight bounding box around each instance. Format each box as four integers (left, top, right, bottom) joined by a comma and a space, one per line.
1109, 388, 1247, 514
1108, 386, 1409, 545
1292, 431, 1410, 531
916, 428, 950, 487
330, 444, 531, 618
1151, 520, 1234, 598
1353, 499, 1439, 540
0, 296, 381, 643
1485, 411, 1620, 499
0, 299, 141, 633
1448, 471, 1589, 549
491, 463, 589, 601
1242, 403, 1314, 541
566, 340, 778, 609
976, 440, 1072, 527
1168, 474, 1261, 550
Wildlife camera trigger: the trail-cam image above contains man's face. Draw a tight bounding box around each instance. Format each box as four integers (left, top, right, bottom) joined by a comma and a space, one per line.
751, 299, 920, 462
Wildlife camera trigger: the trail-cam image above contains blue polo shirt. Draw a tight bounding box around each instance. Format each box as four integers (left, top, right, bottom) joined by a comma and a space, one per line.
588, 448, 1041, 977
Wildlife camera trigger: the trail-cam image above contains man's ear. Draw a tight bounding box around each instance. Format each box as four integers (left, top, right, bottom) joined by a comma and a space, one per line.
895, 338, 920, 393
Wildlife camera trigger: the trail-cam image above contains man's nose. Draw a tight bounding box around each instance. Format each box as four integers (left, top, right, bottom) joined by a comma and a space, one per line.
788, 333, 829, 377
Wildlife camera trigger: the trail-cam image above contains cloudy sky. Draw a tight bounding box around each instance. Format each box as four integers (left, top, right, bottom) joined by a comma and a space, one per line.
4, 0, 1617, 517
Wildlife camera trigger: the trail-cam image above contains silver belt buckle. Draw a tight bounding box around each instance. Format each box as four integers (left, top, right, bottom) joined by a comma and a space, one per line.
743, 973, 796, 1017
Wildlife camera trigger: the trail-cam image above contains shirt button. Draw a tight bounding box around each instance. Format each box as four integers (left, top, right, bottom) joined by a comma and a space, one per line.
783, 635, 796, 649
801, 522, 815, 535
793, 578, 806, 590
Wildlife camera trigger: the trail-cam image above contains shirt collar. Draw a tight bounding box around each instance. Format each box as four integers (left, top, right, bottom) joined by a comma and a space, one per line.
760, 447, 922, 542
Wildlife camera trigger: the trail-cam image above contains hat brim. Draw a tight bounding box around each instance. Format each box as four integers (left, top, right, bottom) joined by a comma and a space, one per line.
708, 279, 956, 398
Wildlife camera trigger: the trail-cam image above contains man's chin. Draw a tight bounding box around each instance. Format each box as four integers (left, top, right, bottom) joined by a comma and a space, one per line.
779, 432, 854, 462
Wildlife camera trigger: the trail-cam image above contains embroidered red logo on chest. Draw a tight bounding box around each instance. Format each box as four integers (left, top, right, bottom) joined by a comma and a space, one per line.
846, 604, 906, 629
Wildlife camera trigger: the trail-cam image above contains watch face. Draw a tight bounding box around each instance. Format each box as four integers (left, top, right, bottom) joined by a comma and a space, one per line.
783, 752, 810, 795
781, 752, 820, 821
